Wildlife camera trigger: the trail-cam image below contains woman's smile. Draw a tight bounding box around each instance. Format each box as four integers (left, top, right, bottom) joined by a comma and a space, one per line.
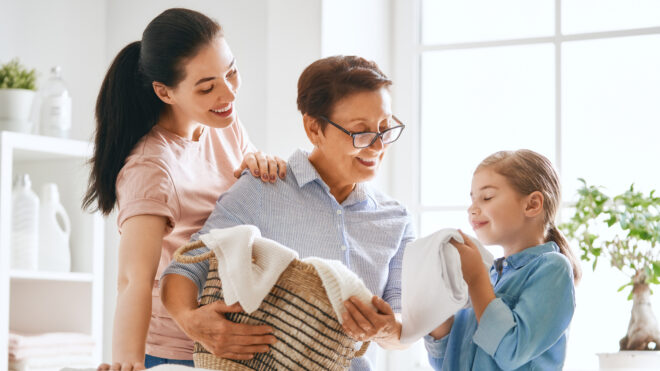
210, 103, 233, 118
356, 156, 379, 168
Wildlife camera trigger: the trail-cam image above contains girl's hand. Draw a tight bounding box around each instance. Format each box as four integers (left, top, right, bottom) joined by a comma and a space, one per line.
341, 296, 402, 349
180, 300, 277, 360
450, 230, 488, 286
97, 362, 144, 371
451, 230, 496, 321
234, 151, 286, 183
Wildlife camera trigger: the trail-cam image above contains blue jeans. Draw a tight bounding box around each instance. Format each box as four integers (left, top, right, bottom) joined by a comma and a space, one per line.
144, 354, 194, 368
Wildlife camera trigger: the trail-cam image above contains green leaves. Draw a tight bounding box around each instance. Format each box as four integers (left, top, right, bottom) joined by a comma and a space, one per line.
0, 58, 37, 90
560, 180, 660, 298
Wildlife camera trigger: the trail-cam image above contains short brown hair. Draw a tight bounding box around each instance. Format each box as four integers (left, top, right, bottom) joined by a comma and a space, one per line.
297, 56, 392, 129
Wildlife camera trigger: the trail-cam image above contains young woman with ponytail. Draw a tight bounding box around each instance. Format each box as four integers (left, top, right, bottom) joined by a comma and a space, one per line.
425, 149, 581, 370
83, 8, 284, 370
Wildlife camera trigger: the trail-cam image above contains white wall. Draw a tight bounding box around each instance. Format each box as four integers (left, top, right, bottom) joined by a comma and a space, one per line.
0, 0, 106, 141
264, 0, 322, 159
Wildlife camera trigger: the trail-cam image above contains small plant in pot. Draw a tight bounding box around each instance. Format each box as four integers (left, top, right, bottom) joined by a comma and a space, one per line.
561, 179, 660, 354
0, 58, 38, 133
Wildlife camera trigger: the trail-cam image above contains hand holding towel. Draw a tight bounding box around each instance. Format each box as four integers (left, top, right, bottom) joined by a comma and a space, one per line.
304, 257, 375, 324
400, 228, 494, 343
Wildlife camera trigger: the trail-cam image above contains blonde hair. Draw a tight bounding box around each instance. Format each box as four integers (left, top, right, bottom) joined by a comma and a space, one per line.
477, 149, 581, 283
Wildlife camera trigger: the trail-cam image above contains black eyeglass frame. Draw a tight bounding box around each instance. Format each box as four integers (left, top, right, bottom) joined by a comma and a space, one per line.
319, 115, 406, 149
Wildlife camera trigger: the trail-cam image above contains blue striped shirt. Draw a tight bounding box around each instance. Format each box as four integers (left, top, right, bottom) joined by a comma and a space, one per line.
424, 242, 575, 370
163, 149, 415, 371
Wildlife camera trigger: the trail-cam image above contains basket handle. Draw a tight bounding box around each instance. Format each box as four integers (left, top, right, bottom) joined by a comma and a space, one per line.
173, 240, 214, 263
355, 341, 370, 357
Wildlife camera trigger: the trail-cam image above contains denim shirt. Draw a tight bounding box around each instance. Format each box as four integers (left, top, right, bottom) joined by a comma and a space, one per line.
164, 149, 415, 371
424, 242, 575, 370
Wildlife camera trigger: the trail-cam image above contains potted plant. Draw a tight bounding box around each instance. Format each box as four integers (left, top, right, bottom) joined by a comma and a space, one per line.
561, 178, 660, 368
0, 58, 37, 133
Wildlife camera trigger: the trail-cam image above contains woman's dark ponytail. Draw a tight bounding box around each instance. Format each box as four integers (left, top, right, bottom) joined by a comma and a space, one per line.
83, 8, 222, 215
82, 41, 162, 214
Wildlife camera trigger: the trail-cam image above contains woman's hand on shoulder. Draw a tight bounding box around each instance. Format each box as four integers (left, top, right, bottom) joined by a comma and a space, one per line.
97, 361, 144, 371
342, 296, 407, 350
234, 151, 286, 183
179, 300, 277, 360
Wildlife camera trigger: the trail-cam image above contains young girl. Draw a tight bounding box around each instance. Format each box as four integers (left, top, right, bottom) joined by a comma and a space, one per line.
425, 149, 581, 370
83, 8, 284, 371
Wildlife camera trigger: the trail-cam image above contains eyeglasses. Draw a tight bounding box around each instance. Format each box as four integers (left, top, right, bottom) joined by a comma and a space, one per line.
319, 115, 405, 149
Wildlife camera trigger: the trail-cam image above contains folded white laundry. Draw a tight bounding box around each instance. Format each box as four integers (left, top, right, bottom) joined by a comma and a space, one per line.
8, 332, 95, 361
400, 228, 494, 343
9, 332, 94, 349
9, 353, 94, 371
199, 225, 299, 313
304, 257, 375, 324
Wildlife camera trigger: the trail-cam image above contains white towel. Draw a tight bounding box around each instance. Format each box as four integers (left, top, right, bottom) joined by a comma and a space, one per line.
199, 225, 299, 313
8, 332, 95, 360
9, 331, 94, 349
400, 228, 494, 343
9, 354, 94, 371
304, 258, 375, 323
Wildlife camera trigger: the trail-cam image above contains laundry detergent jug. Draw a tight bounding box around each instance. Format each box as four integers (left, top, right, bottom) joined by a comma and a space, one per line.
38, 183, 71, 272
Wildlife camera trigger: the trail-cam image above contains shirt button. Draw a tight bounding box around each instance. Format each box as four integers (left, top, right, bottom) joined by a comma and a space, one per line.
336, 209, 342, 215
341, 245, 347, 251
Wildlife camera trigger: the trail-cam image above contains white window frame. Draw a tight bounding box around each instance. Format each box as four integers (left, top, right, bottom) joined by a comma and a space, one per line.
388, 1, 660, 370
391, 0, 660, 231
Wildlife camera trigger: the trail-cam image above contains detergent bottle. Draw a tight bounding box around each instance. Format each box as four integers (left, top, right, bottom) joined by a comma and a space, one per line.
38, 183, 71, 272
10, 174, 40, 270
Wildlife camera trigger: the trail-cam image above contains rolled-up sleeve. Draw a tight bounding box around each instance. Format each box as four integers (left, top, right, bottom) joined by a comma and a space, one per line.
472, 255, 575, 370
424, 334, 449, 370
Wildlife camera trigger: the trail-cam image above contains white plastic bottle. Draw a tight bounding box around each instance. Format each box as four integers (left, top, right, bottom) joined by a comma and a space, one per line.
39, 66, 72, 138
38, 183, 71, 272
10, 174, 40, 270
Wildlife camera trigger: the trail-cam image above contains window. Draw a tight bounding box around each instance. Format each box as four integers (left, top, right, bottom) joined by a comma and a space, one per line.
391, 1, 660, 369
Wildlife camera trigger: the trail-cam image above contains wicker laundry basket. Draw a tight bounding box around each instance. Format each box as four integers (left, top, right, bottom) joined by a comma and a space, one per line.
174, 240, 370, 371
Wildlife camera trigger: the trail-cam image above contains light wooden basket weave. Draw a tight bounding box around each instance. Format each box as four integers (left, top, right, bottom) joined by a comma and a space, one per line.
174, 240, 369, 371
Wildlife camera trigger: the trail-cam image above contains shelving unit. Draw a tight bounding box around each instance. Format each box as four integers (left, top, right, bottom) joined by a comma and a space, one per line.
0, 130, 104, 370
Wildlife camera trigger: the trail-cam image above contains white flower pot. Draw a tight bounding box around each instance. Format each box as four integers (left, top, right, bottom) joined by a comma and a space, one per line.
0, 88, 36, 133
598, 351, 660, 370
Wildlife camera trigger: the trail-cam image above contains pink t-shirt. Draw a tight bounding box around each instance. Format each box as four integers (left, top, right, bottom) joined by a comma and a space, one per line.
115, 120, 255, 360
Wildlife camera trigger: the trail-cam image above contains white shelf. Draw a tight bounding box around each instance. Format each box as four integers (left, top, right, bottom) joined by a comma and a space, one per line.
10, 270, 94, 283
2, 131, 92, 161
0, 131, 104, 369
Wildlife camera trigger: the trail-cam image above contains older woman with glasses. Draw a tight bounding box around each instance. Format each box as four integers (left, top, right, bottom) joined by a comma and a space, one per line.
160, 55, 414, 371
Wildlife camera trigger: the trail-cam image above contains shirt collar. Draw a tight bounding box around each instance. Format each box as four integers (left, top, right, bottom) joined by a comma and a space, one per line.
494, 241, 560, 271
288, 149, 372, 207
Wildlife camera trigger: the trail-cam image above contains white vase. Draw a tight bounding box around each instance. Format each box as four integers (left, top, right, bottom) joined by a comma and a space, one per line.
0, 88, 36, 133
598, 351, 660, 370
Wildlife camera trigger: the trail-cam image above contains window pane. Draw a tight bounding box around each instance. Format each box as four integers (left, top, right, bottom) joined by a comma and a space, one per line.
421, 0, 554, 44
420, 45, 556, 206
562, 35, 660, 200
563, 0, 660, 35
